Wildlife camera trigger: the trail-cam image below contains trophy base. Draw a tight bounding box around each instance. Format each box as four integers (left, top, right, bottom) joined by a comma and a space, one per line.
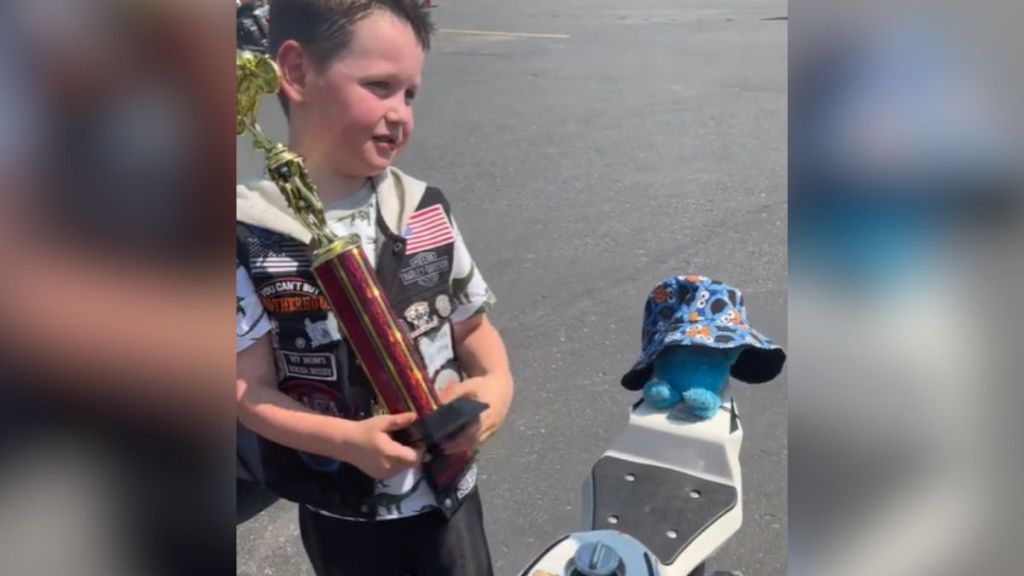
392, 398, 489, 449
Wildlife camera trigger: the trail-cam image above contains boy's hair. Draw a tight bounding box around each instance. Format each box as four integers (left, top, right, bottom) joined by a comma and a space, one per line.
269, 0, 434, 115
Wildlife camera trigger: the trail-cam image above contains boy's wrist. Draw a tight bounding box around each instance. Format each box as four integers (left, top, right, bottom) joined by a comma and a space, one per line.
329, 418, 360, 462
475, 374, 512, 432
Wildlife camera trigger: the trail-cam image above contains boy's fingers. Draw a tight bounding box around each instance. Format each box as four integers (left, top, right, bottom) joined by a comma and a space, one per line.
383, 436, 421, 464
383, 412, 419, 430
394, 444, 422, 465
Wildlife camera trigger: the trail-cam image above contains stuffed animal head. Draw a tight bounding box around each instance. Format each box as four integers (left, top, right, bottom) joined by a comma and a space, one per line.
622, 276, 787, 419
644, 347, 741, 418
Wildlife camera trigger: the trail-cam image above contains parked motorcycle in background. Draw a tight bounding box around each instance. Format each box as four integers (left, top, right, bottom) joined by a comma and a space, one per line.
236, 0, 270, 54
519, 399, 747, 576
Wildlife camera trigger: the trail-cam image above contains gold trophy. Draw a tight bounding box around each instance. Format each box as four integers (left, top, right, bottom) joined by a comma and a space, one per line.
237, 50, 485, 494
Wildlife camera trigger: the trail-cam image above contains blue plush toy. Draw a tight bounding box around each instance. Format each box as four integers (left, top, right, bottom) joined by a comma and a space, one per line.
621, 276, 786, 420
643, 347, 740, 418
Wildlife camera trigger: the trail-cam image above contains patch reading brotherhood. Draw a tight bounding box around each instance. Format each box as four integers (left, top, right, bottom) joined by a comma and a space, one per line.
257, 277, 329, 314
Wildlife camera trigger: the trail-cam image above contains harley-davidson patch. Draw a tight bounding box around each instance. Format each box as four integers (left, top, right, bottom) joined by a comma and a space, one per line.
399, 251, 450, 288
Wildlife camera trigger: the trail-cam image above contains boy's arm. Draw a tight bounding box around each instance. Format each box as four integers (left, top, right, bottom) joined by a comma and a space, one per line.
236, 333, 355, 460
236, 333, 422, 478
442, 313, 514, 445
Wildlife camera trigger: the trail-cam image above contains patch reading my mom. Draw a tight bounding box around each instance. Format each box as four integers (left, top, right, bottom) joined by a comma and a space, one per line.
280, 351, 338, 381
399, 251, 451, 288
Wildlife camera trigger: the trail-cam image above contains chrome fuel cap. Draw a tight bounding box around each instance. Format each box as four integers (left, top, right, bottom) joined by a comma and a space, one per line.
571, 541, 622, 576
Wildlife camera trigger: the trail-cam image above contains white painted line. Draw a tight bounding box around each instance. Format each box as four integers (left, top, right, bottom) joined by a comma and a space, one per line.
438, 28, 571, 39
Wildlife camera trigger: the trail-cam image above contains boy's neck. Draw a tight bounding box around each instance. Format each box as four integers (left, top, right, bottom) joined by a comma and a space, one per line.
307, 163, 371, 207
287, 134, 371, 206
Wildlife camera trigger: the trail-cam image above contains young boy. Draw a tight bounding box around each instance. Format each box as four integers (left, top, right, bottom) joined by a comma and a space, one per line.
235, 1, 514, 574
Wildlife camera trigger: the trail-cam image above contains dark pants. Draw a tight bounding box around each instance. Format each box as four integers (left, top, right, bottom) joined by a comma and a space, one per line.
236, 478, 280, 525
299, 488, 494, 576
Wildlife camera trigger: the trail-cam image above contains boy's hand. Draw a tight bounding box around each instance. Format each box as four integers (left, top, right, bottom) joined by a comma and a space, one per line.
344, 412, 424, 480
437, 377, 507, 455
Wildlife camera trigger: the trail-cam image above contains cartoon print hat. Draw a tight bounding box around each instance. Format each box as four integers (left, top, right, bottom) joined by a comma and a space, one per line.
620, 275, 787, 391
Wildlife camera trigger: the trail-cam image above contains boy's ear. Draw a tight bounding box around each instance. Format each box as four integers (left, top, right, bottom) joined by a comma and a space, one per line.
277, 40, 311, 106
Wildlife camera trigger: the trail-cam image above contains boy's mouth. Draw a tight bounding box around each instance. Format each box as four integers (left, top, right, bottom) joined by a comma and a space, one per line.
372, 134, 398, 147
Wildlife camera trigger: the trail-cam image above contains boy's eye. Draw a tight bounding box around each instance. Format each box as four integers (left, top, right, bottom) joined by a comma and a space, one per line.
405, 89, 418, 103
366, 81, 391, 95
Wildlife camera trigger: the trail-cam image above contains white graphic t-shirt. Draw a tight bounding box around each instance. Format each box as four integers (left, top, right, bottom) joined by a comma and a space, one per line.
236, 180, 494, 520
236, 264, 272, 352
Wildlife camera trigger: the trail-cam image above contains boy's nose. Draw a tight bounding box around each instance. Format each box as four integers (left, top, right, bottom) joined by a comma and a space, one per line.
385, 101, 412, 126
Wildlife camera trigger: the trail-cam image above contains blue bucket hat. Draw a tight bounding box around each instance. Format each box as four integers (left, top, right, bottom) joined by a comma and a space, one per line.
621, 275, 786, 391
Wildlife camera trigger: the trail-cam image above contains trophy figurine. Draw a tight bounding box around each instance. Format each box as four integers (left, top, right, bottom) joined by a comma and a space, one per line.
237, 49, 486, 493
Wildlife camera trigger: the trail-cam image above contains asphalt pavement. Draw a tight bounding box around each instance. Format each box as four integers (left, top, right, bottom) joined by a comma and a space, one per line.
237, 0, 787, 574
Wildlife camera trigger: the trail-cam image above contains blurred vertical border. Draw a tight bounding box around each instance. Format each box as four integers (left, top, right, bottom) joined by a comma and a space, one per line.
0, 1, 236, 575
790, 0, 1022, 575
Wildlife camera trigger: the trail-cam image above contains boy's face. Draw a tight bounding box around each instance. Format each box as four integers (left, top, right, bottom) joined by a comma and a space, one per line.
300, 10, 424, 178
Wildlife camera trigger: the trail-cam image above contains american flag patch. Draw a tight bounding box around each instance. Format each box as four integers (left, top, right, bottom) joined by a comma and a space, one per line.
248, 236, 310, 273
403, 205, 455, 255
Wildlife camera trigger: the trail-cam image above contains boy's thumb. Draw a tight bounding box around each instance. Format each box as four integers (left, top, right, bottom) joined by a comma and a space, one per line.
383, 412, 418, 430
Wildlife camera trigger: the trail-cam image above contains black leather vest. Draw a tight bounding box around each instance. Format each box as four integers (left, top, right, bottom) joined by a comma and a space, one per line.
237, 186, 475, 519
